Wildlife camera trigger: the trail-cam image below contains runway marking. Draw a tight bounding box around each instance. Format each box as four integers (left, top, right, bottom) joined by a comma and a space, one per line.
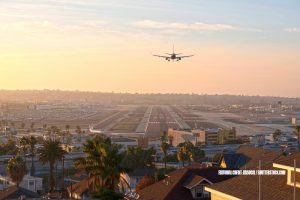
144, 106, 153, 133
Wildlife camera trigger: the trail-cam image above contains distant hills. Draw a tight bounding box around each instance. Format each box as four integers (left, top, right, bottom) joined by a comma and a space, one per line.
0, 90, 299, 105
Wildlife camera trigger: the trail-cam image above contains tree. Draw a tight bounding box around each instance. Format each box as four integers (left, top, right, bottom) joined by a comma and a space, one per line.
0, 139, 18, 155
192, 147, 205, 162
160, 142, 169, 172
177, 147, 187, 167
178, 142, 194, 165
91, 189, 123, 200
21, 122, 26, 130
43, 124, 47, 130
168, 135, 174, 147
64, 124, 70, 144
47, 126, 60, 140
122, 147, 156, 170
75, 136, 129, 192
75, 126, 82, 142
10, 122, 15, 128
18, 136, 37, 175
136, 175, 155, 191
7, 156, 27, 187
295, 126, 300, 150
30, 122, 35, 131
19, 136, 29, 156
28, 136, 37, 176
38, 139, 66, 192
273, 129, 282, 141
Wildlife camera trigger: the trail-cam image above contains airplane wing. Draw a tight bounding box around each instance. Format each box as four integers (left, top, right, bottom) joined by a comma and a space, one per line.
177, 55, 194, 58
153, 54, 170, 58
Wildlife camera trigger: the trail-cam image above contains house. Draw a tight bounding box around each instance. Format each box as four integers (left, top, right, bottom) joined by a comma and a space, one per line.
249, 134, 265, 146
67, 174, 131, 199
0, 186, 40, 200
205, 151, 300, 200
0, 175, 43, 194
137, 137, 161, 151
134, 163, 232, 200
19, 175, 43, 193
217, 146, 281, 169
219, 153, 248, 169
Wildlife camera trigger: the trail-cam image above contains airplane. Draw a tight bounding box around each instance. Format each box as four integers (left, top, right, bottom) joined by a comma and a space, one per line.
153, 45, 194, 61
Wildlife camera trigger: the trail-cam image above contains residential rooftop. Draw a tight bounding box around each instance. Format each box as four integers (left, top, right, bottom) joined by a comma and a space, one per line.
206, 150, 300, 200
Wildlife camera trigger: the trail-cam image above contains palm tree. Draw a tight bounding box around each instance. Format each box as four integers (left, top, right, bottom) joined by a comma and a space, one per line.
75, 126, 82, 142
28, 136, 37, 176
177, 147, 188, 167
64, 125, 70, 144
273, 129, 282, 141
46, 127, 51, 136
19, 136, 29, 157
75, 136, 129, 192
295, 126, 300, 149
38, 139, 66, 192
178, 142, 195, 165
55, 128, 61, 142
101, 143, 129, 190
7, 156, 27, 187
168, 135, 174, 147
21, 122, 26, 130
10, 122, 15, 128
48, 126, 59, 140
42, 124, 47, 135
160, 142, 169, 173
30, 122, 35, 131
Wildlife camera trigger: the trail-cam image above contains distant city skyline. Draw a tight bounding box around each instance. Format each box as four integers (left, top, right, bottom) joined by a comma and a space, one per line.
0, 0, 299, 97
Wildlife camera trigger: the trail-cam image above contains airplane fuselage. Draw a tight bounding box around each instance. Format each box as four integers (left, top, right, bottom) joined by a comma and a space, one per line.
166, 54, 181, 61
153, 45, 193, 61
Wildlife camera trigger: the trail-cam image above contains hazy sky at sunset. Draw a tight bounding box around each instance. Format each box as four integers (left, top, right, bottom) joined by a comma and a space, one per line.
0, 0, 299, 97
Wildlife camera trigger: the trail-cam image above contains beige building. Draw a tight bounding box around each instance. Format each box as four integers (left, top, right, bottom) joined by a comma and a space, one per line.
198, 128, 236, 145
168, 129, 198, 147
291, 117, 297, 125
168, 127, 236, 146
218, 127, 236, 144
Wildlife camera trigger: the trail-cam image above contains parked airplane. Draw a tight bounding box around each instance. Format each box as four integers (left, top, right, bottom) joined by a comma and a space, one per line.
153, 45, 194, 61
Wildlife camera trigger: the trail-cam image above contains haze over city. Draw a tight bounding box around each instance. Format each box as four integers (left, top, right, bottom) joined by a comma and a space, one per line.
0, 0, 300, 97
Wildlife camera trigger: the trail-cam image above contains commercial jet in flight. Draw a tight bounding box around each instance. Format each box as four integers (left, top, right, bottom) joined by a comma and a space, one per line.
153, 45, 194, 61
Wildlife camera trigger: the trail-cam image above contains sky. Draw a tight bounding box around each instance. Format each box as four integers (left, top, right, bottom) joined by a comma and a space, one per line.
0, 0, 299, 97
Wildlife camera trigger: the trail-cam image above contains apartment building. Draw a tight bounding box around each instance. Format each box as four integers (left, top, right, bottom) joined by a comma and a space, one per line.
168, 128, 237, 146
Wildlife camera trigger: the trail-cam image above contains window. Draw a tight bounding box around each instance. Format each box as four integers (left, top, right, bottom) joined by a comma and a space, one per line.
29, 180, 35, 186
195, 185, 204, 198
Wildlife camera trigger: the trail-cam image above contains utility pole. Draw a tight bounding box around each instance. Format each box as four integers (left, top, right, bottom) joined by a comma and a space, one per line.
294, 159, 296, 200
259, 160, 261, 200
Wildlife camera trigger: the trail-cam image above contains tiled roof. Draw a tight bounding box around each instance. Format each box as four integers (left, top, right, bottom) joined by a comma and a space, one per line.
0, 186, 40, 200
230, 145, 281, 169
273, 151, 300, 167
206, 150, 300, 200
222, 153, 248, 169
137, 163, 232, 200
182, 175, 210, 189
